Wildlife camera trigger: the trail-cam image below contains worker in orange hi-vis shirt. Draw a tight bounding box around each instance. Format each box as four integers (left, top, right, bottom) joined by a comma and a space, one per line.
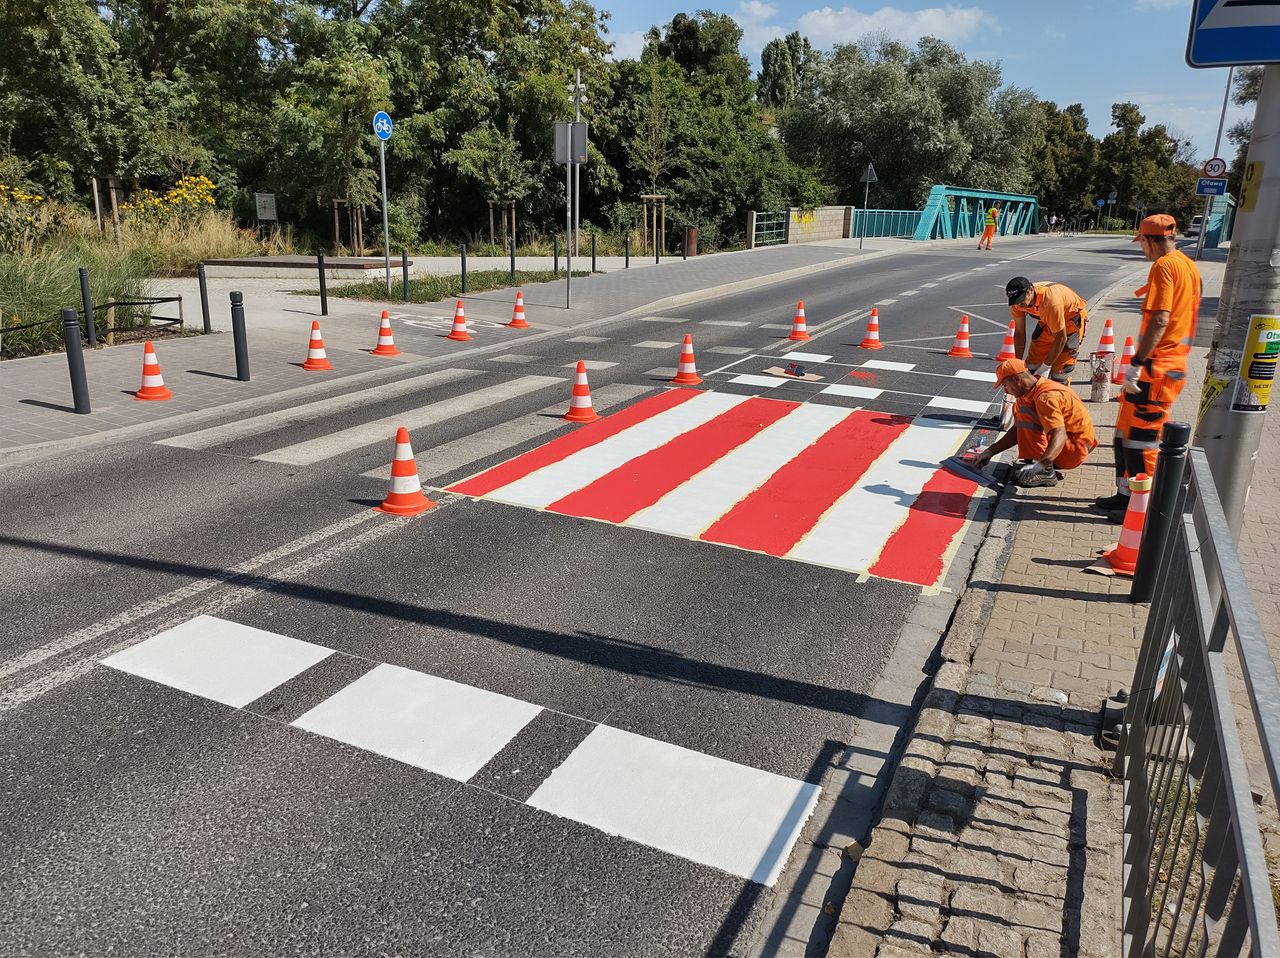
974, 358, 1097, 487
977, 201, 1001, 250
1005, 276, 1089, 385
1095, 213, 1202, 524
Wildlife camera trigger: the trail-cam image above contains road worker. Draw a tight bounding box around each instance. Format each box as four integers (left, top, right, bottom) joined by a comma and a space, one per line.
1005, 276, 1089, 385
1095, 213, 1202, 523
975, 358, 1097, 487
978, 201, 1001, 250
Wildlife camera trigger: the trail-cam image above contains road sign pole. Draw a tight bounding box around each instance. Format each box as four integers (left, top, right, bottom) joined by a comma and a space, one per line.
1195, 63, 1280, 538
1196, 66, 1235, 261
379, 138, 391, 296
565, 159, 572, 309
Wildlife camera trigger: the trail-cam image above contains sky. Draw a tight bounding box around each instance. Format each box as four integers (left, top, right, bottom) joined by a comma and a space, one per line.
600, 0, 1251, 162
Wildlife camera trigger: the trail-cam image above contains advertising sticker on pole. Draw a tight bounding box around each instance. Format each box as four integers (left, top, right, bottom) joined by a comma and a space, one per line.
1231, 315, 1280, 413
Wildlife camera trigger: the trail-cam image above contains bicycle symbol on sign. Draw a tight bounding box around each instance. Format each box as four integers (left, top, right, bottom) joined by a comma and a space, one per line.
372, 111, 393, 141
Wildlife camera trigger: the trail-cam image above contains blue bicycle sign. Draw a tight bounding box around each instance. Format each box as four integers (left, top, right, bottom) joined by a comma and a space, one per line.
372, 111, 393, 141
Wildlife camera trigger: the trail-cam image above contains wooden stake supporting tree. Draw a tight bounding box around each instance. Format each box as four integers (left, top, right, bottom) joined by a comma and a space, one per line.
641, 195, 667, 255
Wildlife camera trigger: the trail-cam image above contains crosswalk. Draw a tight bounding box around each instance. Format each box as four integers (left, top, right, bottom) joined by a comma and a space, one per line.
102, 615, 820, 887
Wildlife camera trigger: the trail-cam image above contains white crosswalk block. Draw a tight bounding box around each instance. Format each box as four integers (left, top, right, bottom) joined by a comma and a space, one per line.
821, 384, 883, 400
861, 360, 914, 372
727, 374, 785, 388
292, 663, 542, 782
927, 396, 993, 414
954, 369, 997, 382
528, 725, 819, 886
101, 614, 332, 708
782, 352, 832, 362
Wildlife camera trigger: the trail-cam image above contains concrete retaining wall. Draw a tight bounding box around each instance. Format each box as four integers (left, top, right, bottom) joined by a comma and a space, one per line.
787, 206, 852, 244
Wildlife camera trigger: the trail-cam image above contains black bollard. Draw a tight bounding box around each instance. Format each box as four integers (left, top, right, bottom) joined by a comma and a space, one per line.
624, 233, 630, 269
460, 244, 468, 293
554, 235, 559, 275
591, 233, 597, 273
509, 238, 516, 280
401, 250, 410, 302
229, 291, 250, 382
198, 263, 212, 334
1131, 421, 1191, 603
78, 267, 96, 347
317, 254, 329, 316
62, 308, 90, 414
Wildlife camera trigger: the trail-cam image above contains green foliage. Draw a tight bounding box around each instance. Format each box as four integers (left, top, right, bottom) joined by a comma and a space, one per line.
318, 268, 590, 304
758, 33, 813, 108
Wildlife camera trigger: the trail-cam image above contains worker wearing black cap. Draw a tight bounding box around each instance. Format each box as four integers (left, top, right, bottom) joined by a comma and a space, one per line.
1005, 276, 1089, 385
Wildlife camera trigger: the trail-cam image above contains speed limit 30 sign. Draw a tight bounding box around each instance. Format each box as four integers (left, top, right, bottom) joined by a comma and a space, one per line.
1203, 157, 1227, 178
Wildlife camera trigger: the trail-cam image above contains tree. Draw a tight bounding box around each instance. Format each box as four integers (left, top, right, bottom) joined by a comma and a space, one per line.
644, 12, 751, 91
1024, 102, 1099, 220
758, 32, 813, 108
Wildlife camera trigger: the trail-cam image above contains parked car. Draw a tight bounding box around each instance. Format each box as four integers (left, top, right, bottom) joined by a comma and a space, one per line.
1184, 215, 1204, 238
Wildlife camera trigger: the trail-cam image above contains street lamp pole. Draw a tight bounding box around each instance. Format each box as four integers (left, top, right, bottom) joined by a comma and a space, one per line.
570, 69, 586, 259
1195, 66, 1235, 262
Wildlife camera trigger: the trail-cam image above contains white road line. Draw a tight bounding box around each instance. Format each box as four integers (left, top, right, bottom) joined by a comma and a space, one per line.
728, 374, 786, 389
702, 320, 751, 327
568, 335, 610, 343
635, 316, 684, 323
921, 283, 939, 288
491, 354, 541, 364
527, 725, 819, 886
760, 323, 793, 330
633, 340, 678, 349
0, 510, 378, 686
156, 368, 479, 451
954, 369, 997, 383
899, 290, 919, 297
862, 360, 915, 372
626, 404, 849, 539
936, 272, 967, 282
821, 384, 883, 400
256, 375, 561, 466
782, 352, 832, 363
787, 417, 973, 572
361, 384, 650, 481
926, 396, 993, 414
102, 615, 332, 708
562, 360, 617, 370
947, 305, 1008, 329
875, 299, 897, 306
294, 663, 542, 782
485, 392, 748, 509
707, 346, 752, 355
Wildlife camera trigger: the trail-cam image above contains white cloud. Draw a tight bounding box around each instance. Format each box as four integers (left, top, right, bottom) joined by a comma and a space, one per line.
735, 1, 788, 54
607, 30, 648, 61
796, 4, 999, 45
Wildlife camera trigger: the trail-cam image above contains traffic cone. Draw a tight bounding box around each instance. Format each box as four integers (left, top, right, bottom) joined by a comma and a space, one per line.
1097, 317, 1116, 355
375, 427, 436, 516
671, 334, 701, 386
859, 308, 884, 349
1112, 336, 1135, 384
995, 320, 1017, 362
948, 315, 974, 358
563, 360, 599, 423
301, 321, 333, 371
508, 290, 530, 329
370, 310, 400, 357
789, 301, 810, 341
446, 300, 470, 341
134, 340, 172, 401
1100, 473, 1152, 576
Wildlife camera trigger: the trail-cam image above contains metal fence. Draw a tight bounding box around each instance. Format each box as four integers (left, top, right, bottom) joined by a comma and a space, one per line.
1115, 448, 1280, 957
850, 208, 922, 239
753, 211, 787, 247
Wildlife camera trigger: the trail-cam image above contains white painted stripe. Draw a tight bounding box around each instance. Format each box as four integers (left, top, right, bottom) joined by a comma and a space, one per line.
787, 417, 972, 572
626, 403, 849, 539
922, 283, 938, 288
875, 299, 897, 306
954, 369, 997, 383
255, 375, 560, 466
361, 384, 649, 481
926, 396, 993, 414
568, 335, 610, 343
634, 340, 678, 349
782, 352, 832, 362
484, 391, 747, 509
862, 360, 914, 372
635, 316, 684, 323
528, 725, 819, 886
707, 346, 752, 355
562, 360, 617, 370
760, 323, 792, 330
157, 368, 479, 451
293, 663, 541, 782
702, 320, 751, 327
899, 290, 918, 297
101, 615, 332, 708
727, 374, 785, 389
820, 384, 884, 400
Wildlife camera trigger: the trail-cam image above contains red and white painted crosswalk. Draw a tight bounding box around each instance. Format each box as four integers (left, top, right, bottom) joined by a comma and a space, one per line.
447, 390, 983, 587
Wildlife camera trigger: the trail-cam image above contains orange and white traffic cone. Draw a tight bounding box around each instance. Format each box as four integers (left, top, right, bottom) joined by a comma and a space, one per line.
507, 290, 530, 329
995, 320, 1017, 362
563, 360, 599, 423
671, 334, 701, 386
370, 310, 400, 357
446, 300, 470, 341
1112, 336, 1135, 385
134, 340, 172, 401
789, 301, 810, 341
1097, 317, 1116, 355
948, 315, 974, 358
375, 427, 436, 516
301, 321, 333, 370
859, 308, 884, 349
1101, 473, 1152, 576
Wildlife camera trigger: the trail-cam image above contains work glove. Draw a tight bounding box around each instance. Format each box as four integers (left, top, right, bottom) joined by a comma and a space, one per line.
1123, 363, 1142, 395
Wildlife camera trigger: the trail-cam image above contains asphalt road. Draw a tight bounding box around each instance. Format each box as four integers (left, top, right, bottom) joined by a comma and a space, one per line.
0, 236, 1143, 957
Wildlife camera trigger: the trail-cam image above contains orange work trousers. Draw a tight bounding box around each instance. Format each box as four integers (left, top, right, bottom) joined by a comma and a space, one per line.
1016, 430, 1096, 470
1026, 311, 1087, 385
1115, 358, 1188, 477
979, 225, 996, 249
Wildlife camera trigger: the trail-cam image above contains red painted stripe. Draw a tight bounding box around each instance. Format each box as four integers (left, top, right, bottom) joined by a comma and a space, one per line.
546, 397, 798, 523
701, 410, 911, 555
446, 389, 697, 498
868, 466, 977, 585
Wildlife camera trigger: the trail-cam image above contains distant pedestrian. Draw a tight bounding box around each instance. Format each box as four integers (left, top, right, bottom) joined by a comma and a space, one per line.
978, 201, 1001, 250
975, 358, 1097, 487
1049, 214, 1058, 233
1095, 213, 1202, 523
1005, 276, 1088, 385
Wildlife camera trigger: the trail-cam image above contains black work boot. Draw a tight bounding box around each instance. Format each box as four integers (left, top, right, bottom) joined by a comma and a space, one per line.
1094, 492, 1130, 512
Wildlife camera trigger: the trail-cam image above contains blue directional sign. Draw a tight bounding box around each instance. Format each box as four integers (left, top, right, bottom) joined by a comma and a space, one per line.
372, 111, 393, 140
1196, 177, 1228, 196
1188, 0, 1280, 68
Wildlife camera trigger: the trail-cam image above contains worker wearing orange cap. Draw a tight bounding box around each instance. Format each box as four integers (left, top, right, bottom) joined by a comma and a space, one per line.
1005, 276, 1089, 385
975, 358, 1097, 486
1094, 213, 1201, 523
978, 201, 1001, 250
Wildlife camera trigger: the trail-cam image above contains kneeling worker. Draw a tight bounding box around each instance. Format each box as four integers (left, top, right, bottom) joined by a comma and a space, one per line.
1006, 276, 1088, 384
975, 359, 1098, 487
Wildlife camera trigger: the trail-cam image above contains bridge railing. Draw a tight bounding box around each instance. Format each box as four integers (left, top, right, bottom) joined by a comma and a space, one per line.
912, 186, 1039, 241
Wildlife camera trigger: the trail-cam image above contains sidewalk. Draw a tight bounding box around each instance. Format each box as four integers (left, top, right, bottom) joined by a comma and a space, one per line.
827, 253, 1279, 957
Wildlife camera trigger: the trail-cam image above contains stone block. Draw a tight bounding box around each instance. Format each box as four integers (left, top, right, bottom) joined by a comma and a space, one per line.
894, 878, 944, 928
978, 923, 1028, 958
939, 915, 979, 953
883, 918, 935, 953
949, 884, 1011, 921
